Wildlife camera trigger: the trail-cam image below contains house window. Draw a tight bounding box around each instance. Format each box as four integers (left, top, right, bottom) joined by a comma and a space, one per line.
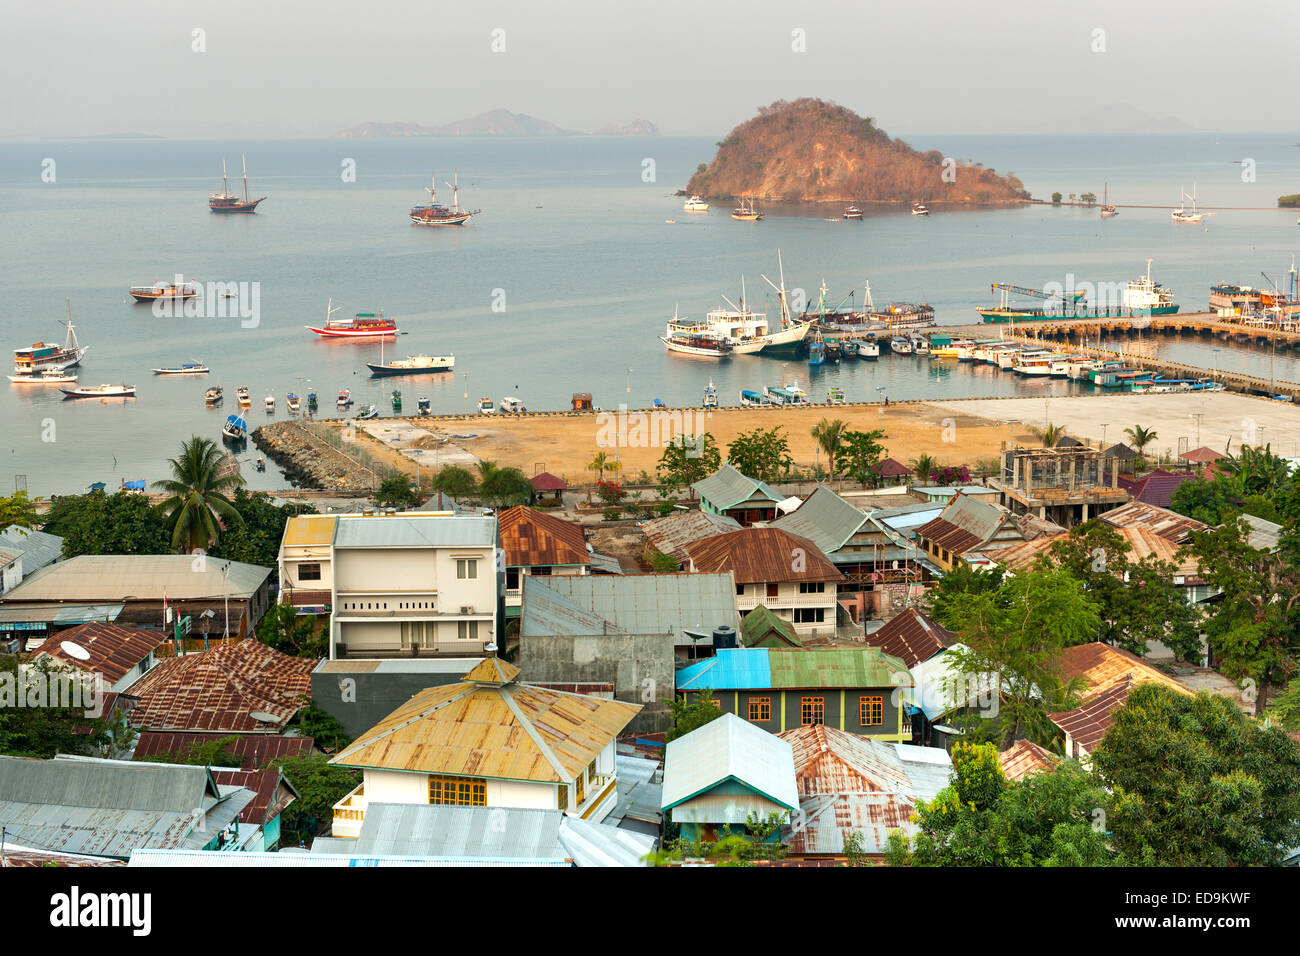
457, 621, 480, 641
794, 608, 825, 624
298, 563, 322, 582
748, 697, 771, 722
587, 757, 598, 782
575, 772, 586, 805
736, 583, 745, 596
859, 696, 884, 726
798, 582, 825, 594
456, 558, 478, 580
532, 566, 552, 576
506, 568, 520, 590
428, 775, 486, 806
766, 582, 779, 598
801, 697, 825, 725
400, 621, 433, 648
557, 784, 568, 811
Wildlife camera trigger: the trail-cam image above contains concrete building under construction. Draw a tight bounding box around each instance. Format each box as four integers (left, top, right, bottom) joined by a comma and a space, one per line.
988, 446, 1129, 526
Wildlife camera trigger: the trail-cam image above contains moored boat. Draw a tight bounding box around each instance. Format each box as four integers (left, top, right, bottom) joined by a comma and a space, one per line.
265, 393, 275, 412
500, 396, 526, 414
130, 281, 200, 303
661, 323, 734, 357
287, 393, 301, 413
703, 379, 718, 407
61, 383, 136, 399
911, 202, 929, 216
739, 389, 768, 407
478, 397, 497, 414
209, 154, 266, 213
237, 386, 251, 407
683, 195, 709, 213
9, 368, 78, 384
222, 414, 247, 441
764, 383, 808, 405
858, 338, 879, 360
731, 198, 763, 221
843, 205, 862, 220
409, 170, 479, 226
204, 385, 223, 404
417, 397, 431, 414
152, 362, 209, 374
337, 389, 352, 408
14, 303, 87, 375
827, 386, 846, 405
391, 390, 403, 411
307, 299, 399, 338
366, 354, 455, 376
889, 336, 913, 356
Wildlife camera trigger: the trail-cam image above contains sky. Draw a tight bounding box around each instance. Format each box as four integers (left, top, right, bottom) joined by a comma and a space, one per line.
3, 0, 1299, 138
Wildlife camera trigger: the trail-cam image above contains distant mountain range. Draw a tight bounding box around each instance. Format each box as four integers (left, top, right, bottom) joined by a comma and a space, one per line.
333, 109, 658, 138
1063, 103, 1196, 133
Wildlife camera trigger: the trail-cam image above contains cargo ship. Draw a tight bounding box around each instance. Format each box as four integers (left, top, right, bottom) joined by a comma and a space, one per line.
977, 259, 1179, 322
130, 281, 200, 303
306, 299, 399, 338
409, 170, 480, 226
209, 155, 266, 213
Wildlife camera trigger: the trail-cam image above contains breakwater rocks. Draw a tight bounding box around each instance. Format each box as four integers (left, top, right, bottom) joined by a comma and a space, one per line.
252, 422, 378, 492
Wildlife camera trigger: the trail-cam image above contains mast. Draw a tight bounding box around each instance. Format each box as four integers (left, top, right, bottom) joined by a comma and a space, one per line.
221, 159, 229, 197
242, 153, 248, 202
427, 172, 437, 204
453, 170, 460, 214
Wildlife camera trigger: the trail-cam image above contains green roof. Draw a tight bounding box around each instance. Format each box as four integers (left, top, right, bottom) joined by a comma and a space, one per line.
770, 485, 868, 554
691, 463, 782, 512
768, 647, 909, 689
740, 605, 802, 648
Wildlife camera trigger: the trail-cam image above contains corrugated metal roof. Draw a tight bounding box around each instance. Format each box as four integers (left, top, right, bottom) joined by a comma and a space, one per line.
131, 848, 570, 867
1242, 514, 1282, 552
864, 608, 953, 668
686, 527, 843, 584
333, 514, 497, 548
691, 463, 782, 511
990, 525, 1201, 580
677, 647, 912, 691
1048, 678, 1136, 753
740, 605, 802, 648
496, 506, 588, 568
29, 622, 165, 684
525, 573, 738, 645
642, 511, 741, 563
917, 493, 1019, 555
998, 739, 1059, 782
770, 486, 869, 555
210, 768, 297, 826
330, 677, 640, 783
1100, 500, 1206, 544
660, 713, 799, 816
281, 514, 338, 547
1057, 642, 1193, 698
131, 732, 313, 769
0, 555, 270, 602
0, 525, 64, 572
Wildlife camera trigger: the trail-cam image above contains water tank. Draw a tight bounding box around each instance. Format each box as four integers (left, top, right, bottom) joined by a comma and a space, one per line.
712, 626, 737, 650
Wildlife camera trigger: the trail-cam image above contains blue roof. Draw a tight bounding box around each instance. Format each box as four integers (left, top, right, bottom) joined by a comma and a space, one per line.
677, 648, 772, 691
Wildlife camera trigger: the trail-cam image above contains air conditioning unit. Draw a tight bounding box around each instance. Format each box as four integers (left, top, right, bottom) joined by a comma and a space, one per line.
460, 605, 473, 614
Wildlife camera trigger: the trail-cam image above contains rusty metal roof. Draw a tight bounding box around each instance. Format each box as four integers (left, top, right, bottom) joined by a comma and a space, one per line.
863, 607, 953, 668
210, 768, 298, 826
989, 525, 1200, 579
496, 506, 589, 568
128, 640, 318, 733
1056, 642, 1193, 698
998, 739, 1059, 782
1100, 500, 1207, 544
1048, 678, 1138, 753
686, 527, 844, 584
917, 493, 1020, 555
462, 658, 520, 684
770, 485, 871, 555
330, 678, 640, 784
29, 622, 166, 684
281, 514, 339, 547
642, 510, 741, 563
132, 732, 313, 769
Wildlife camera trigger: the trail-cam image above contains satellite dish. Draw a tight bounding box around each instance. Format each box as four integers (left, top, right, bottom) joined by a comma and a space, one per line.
60, 641, 91, 661
249, 711, 279, 724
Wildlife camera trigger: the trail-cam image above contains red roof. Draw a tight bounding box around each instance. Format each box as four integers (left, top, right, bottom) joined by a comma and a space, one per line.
497, 505, 589, 568
864, 607, 954, 668
30, 622, 166, 684
1117, 469, 1195, 509
132, 731, 313, 769
871, 457, 912, 478
529, 472, 569, 491
1180, 446, 1226, 463
998, 739, 1059, 782
210, 768, 298, 826
685, 527, 843, 584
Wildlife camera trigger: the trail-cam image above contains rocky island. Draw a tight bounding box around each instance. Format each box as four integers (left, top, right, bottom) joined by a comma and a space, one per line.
687, 98, 1031, 205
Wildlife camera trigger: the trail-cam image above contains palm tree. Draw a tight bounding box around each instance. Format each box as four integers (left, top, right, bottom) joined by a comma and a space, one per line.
811, 418, 848, 478
1124, 425, 1158, 470
588, 451, 609, 483
152, 436, 245, 553
1029, 423, 1067, 448
909, 453, 937, 482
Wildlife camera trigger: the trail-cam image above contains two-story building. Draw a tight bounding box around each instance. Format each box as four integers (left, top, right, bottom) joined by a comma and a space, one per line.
685, 527, 844, 637
497, 505, 591, 622
915, 492, 1030, 571
691, 463, 783, 526
329, 658, 641, 835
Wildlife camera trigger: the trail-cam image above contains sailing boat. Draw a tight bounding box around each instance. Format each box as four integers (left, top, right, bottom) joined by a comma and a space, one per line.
1172, 184, 1209, 224
1101, 182, 1118, 218
12, 300, 88, 377
209, 154, 266, 213
731, 197, 763, 221
409, 169, 481, 226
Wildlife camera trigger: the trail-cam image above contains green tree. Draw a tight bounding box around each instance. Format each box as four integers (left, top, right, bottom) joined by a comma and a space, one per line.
1265, 674, 1300, 731
837, 429, 888, 485
271, 754, 361, 845
256, 602, 327, 658
1092, 682, 1300, 866
373, 475, 422, 510
726, 427, 793, 483
479, 465, 535, 508
1028, 423, 1067, 448
909, 454, 937, 481
666, 690, 724, 742
923, 563, 1006, 627
810, 418, 848, 478
152, 436, 245, 553
0, 656, 108, 758
289, 699, 351, 751
430, 465, 477, 499
656, 434, 721, 498
588, 451, 610, 483
43, 490, 170, 557
0, 491, 39, 529
1051, 192, 1063, 204
211, 489, 316, 568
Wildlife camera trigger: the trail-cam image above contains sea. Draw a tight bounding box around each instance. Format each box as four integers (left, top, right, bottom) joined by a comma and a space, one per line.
2, 132, 1299, 494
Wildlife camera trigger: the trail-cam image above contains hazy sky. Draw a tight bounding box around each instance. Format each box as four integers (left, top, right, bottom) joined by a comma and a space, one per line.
4, 0, 1299, 138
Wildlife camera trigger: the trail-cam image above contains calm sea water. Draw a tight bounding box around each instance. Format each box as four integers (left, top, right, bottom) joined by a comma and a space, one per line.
1, 132, 1299, 494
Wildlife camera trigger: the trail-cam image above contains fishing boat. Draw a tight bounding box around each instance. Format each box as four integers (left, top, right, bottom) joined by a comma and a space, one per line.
14, 303, 87, 375
209, 154, 266, 213
337, 389, 353, 408
808, 337, 826, 366
356, 404, 379, 419
8, 368, 78, 384
390, 390, 402, 411
1171, 185, 1208, 224
764, 383, 808, 406
683, 195, 709, 212
265, 393, 275, 412
1100, 183, 1118, 219
858, 338, 879, 360
661, 323, 734, 357
827, 386, 846, 405
409, 170, 480, 226
823, 338, 844, 362
843, 205, 863, 220
307, 299, 399, 338
500, 396, 526, 414
911, 202, 929, 216
307, 391, 318, 413
255, 457, 266, 472
417, 397, 431, 414
222, 415, 247, 442
152, 362, 209, 374
61, 383, 136, 399
889, 336, 913, 356
365, 345, 454, 377
703, 380, 718, 407
478, 397, 497, 414
130, 281, 200, 303
731, 197, 763, 221
865, 282, 936, 330
236, 386, 251, 407
286, 393, 301, 413
204, 385, 223, 404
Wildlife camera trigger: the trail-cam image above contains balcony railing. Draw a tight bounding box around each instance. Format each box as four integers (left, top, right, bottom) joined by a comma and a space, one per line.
331, 783, 366, 837
735, 591, 836, 610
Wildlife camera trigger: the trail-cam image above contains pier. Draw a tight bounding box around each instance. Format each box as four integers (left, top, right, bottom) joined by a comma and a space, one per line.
945, 312, 1300, 350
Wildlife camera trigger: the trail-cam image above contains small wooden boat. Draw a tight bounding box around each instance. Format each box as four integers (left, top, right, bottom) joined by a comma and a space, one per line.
130, 281, 199, 303
152, 363, 209, 374
286, 393, 301, 413
62, 383, 136, 399
827, 386, 846, 405
337, 389, 353, 408
205, 385, 223, 404
307, 299, 398, 339
9, 368, 78, 384
255, 457, 266, 472
222, 414, 247, 441
307, 391, 318, 412
911, 202, 929, 216
237, 386, 251, 407
391, 390, 402, 411
265, 393, 275, 412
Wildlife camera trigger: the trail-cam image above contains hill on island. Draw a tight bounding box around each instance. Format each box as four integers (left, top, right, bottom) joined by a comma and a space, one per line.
334, 109, 579, 138
687, 99, 1030, 204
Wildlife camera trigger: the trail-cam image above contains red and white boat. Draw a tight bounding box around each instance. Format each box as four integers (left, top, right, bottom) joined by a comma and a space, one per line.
305, 298, 399, 339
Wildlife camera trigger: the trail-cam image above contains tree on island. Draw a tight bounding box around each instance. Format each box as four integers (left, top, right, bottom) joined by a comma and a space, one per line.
152, 436, 245, 553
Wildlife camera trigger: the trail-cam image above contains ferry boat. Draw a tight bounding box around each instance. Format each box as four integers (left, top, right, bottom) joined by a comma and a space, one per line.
911, 202, 929, 216
764, 383, 808, 406
500, 396, 526, 414
337, 389, 353, 408
306, 299, 399, 338
478, 397, 497, 414
1171, 185, 1207, 224
843, 205, 863, 220
409, 170, 480, 226
205, 385, 223, 404
61, 383, 136, 399
287, 393, 301, 413
265, 393, 275, 412
731, 198, 763, 221
14, 308, 87, 375
683, 195, 709, 212
152, 363, 208, 374
889, 336, 913, 356
703, 380, 718, 407
237, 386, 251, 407
209, 155, 266, 213
661, 324, 734, 357
1012, 350, 1055, 376
858, 338, 879, 360
739, 389, 768, 407
827, 386, 846, 405
222, 415, 247, 441
8, 368, 78, 384
366, 354, 454, 376
130, 281, 200, 303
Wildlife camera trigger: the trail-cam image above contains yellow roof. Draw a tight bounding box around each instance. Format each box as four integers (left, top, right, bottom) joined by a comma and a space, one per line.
462, 658, 520, 684
330, 679, 641, 784
282, 515, 338, 547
